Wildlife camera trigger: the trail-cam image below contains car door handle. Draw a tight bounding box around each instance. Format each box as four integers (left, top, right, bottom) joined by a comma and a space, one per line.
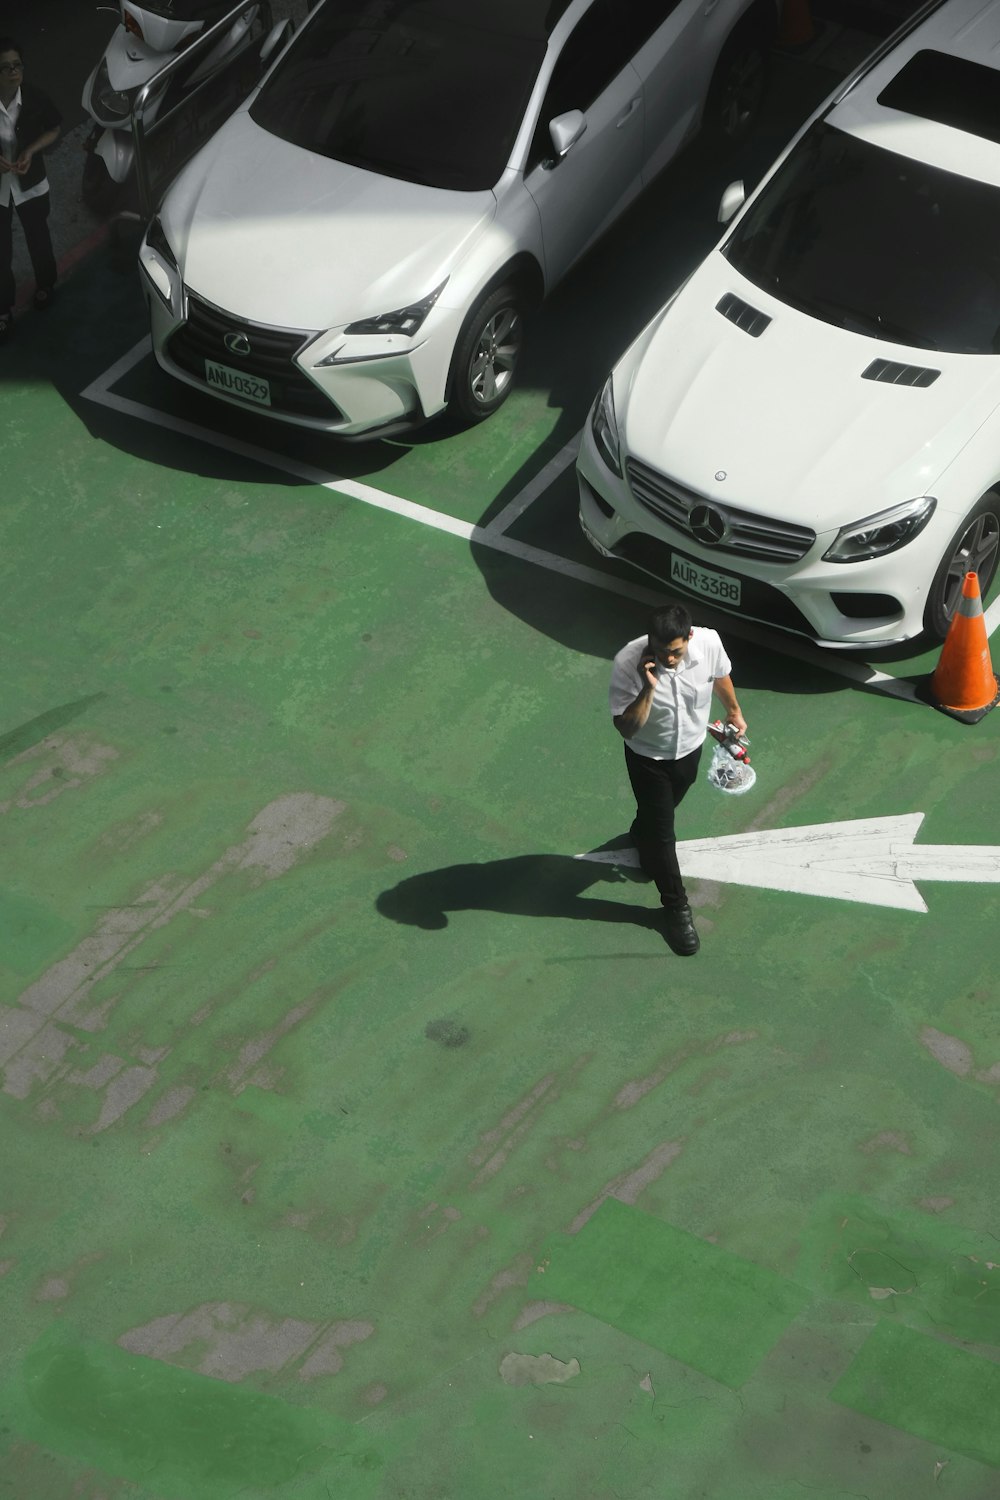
616, 97, 641, 128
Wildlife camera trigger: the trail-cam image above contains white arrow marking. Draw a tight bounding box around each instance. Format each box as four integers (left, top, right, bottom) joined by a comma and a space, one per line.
577, 814, 1000, 912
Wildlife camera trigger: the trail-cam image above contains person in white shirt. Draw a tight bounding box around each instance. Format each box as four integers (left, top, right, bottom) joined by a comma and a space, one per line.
0, 38, 61, 340
609, 602, 747, 955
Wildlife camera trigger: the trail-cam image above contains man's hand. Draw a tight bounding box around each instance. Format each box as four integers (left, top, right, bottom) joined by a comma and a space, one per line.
726, 710, 748, 736
13, 151, 31, 174
639, 656, 659, 692
0, 155, 12, 173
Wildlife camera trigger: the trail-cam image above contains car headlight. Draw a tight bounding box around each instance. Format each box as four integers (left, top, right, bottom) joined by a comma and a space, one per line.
822, 496, 937, 563
140, 216, 179, 310
592, 374, 622, 477
344, 280, 447, 338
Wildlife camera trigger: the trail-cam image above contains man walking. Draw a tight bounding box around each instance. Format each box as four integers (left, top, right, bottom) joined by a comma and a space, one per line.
610, 603, 746, 955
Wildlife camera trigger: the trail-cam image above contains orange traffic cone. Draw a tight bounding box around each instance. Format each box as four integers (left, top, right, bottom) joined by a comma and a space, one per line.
928, 571, 1000, 722
778, 0, 816, 48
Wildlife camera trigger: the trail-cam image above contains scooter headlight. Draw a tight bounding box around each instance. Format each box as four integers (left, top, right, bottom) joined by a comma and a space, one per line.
93, 59, 134, 122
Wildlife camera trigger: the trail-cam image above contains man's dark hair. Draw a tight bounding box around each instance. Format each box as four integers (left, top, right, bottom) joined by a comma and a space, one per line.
649, 602, 692, 643
0, 38, 22, 58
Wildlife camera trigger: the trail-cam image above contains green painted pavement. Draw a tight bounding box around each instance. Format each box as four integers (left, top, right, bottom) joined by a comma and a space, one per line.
3, 1324, 381, 1499
800, 1195, 1000, 1345
832, 1320, 1000, 1470
539, 1197, 810, 1387
3, 47, 1000, 1500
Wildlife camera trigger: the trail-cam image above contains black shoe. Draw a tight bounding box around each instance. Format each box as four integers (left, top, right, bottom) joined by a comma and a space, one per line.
33, 286, 54, 311
661, 903, 700, 956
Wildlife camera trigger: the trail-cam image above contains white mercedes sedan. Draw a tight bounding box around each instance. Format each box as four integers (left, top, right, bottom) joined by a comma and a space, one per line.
139, 0, 777, 439
578, 0, 1000, 648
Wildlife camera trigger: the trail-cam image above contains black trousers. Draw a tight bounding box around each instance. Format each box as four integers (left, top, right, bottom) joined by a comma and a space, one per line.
625, 741, 704, 909
0, 192, 56, 313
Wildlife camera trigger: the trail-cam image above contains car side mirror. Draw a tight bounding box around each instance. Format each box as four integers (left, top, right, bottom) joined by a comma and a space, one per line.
718, 180, 746, 224
259, 20, 292, 68
549, 110, 587, 159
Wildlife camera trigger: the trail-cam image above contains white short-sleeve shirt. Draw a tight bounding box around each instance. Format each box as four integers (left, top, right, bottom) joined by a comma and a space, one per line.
0, 90, 50, 209
609, 629, 732, 760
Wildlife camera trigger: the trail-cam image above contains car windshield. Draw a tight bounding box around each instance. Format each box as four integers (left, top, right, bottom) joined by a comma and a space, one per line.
249, 2, 545, 192
723, 121, 1000, 355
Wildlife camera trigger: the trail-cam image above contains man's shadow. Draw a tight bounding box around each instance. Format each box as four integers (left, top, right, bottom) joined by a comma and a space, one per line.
376, 842, 654, 932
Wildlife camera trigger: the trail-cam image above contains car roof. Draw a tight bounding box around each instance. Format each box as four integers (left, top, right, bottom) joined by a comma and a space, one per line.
826, 0, 1000, 187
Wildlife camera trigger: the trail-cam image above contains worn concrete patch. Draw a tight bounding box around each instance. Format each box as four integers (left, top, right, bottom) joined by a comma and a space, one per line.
119, 1303, 374, 1384
499, 1351, 581, 1387
566, 1139, 683, 1235
511, 1300, 575, 1331
2, 795, 344, 1104
919, 1026, 973, 1077
614, 1029, 758, 1110
298, 1321, 375, 1381
472, 1255, 535, 1319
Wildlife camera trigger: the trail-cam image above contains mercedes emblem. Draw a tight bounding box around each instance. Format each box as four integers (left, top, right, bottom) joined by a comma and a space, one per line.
689, 503, 729, 546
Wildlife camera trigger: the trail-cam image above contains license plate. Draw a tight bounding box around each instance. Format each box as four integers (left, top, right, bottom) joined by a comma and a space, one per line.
670, 551, 742, 607
204, 360, 271, 406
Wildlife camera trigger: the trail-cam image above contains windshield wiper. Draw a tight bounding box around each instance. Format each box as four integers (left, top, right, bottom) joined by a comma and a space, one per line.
790, 293, 938, 349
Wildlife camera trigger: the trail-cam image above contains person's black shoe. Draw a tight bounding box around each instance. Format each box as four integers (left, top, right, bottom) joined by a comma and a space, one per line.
661, 903, 700, 956
33, 286, 55, 311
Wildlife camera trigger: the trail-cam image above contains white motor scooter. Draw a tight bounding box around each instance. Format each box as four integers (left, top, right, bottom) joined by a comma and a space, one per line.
81, 0, 282, 214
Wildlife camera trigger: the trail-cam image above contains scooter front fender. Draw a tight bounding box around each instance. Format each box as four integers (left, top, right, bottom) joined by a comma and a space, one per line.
95, 128, 135, 184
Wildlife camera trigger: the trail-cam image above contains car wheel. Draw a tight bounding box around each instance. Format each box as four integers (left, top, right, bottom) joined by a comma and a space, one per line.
704, 29, 769, 149
924, 495, 1000, 640
450, 284, 524, 424
82, 153, 128, 217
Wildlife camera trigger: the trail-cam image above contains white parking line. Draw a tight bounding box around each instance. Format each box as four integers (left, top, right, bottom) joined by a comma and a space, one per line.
483, 433, 582, 536
80, 344, 990, 706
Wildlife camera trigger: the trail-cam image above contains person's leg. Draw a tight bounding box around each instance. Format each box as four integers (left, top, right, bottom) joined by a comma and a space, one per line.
0, 199, 14, 320
16, 194, 56, 301
625, 745, 687, 908
665, 743, 704, 810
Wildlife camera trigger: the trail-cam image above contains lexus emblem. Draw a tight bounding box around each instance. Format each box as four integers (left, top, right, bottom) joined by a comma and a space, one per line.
715, 470, 727, 482
224, 331, 252, 357
689, 503, 729, 546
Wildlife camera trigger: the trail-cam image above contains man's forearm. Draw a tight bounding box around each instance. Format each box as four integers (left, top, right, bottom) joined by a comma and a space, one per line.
23, 127, 59, 157
713, 674, 743, 722
614, 683, 655, 739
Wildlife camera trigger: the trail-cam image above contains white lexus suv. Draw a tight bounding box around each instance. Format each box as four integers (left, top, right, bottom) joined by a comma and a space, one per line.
578, 0, 1000, 647
139, 0, 777, 439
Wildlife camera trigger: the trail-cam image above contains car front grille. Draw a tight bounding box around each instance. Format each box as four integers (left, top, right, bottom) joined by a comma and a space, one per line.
168, 292, 338, 420
626, 459, 815, 564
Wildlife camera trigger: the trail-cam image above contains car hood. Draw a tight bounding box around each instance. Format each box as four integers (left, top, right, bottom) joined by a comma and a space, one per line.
621, 255, 1000, 529
161, 111, 496, 329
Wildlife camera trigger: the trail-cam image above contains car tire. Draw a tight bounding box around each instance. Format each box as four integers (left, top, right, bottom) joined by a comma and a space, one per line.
704, 25, 769, 150
923, 494, 1000, 640
449, 284, 524, 424
82, 153, 129, 217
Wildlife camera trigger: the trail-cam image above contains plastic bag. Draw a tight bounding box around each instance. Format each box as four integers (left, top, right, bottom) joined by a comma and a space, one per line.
706, 740, 757, 795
